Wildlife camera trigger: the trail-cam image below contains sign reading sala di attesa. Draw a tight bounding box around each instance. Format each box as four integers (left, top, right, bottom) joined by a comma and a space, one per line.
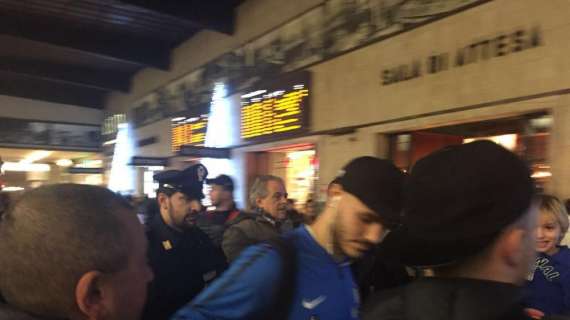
381, 26, 543, 86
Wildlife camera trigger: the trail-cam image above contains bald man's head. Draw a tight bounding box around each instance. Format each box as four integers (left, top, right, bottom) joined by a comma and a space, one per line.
0, 184, 152, 320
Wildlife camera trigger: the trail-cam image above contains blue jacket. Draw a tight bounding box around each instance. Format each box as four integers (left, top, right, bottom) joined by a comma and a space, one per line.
172, 226, 360, 320
525, 246, 570, 316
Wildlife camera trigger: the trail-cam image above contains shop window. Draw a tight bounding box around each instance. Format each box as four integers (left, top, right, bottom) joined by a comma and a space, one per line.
389, 112, 552, 188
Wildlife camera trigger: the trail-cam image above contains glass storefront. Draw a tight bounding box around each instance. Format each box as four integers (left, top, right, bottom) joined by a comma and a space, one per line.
389, 112, 552, 189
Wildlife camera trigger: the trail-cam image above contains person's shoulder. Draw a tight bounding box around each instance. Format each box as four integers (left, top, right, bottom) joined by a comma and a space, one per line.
215, 244, 284, 286
554, 246, 570, 265
361, 286, 405, 320
227, 212, 259, 229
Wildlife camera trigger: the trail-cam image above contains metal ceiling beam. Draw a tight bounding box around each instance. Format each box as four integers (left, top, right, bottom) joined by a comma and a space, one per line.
0, 71, 107, 109
0, 13, 172, 70
119, 0, 238, 34
0, 58, 132, 92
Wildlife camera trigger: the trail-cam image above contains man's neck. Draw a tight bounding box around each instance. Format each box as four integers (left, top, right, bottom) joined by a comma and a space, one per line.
307, 209, 345, 261
215, 200, 235, 212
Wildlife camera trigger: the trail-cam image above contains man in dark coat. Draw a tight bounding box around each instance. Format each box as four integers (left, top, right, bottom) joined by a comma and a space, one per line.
142, 164, 226, 320
222, 175, 288, 262
363, 141, 547, 320
195, 174, 242, 247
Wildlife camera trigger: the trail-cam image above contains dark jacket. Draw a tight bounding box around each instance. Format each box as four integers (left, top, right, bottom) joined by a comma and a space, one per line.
352, 246, 410, 304
142, 209, 227, 320
222, 210, 282, 262
363, 277, 544, 320
195, 205, 241, 247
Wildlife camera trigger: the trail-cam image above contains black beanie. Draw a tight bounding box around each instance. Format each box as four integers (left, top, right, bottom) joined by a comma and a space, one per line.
337, 156, 406, 228
383, 140, 536, 267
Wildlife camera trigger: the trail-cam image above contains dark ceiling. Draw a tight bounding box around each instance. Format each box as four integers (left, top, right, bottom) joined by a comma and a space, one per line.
0, 0, 242, 109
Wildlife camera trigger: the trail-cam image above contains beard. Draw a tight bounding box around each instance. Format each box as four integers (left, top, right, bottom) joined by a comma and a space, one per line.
331, 215, 374, 259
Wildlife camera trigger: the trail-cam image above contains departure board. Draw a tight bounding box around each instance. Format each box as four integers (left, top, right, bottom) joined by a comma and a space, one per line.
240, 71, 311, 141
171, 115, 208, 152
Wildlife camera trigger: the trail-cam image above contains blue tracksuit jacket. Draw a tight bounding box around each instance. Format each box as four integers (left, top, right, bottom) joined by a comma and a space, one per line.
172, 226, 360, 319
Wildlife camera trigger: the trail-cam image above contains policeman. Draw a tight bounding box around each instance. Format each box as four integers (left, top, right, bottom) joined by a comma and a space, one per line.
142, 164, 227, 320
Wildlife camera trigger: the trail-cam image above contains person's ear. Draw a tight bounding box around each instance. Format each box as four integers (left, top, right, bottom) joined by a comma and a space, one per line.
76, 271, 107, 319
328, 195, 342, 210
256, 196, 264, 208
158, 193, 169, 210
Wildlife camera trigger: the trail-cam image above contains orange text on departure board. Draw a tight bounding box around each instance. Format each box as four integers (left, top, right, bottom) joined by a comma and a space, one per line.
171, 119, 207, 152
241, 88, 308, 139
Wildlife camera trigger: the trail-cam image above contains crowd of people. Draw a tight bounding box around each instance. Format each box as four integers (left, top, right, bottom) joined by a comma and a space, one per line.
0, 140, 570, 319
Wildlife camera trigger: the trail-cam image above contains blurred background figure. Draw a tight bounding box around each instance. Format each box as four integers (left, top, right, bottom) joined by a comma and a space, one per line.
195, 174, 242, 247
525, 194, 570, 318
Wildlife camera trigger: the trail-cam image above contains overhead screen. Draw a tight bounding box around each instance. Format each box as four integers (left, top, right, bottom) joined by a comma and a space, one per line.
170, 114, 208, 152
240, 71, 311, 142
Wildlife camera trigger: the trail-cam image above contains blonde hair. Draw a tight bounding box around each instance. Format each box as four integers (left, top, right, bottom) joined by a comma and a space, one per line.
538, 194, 569, 243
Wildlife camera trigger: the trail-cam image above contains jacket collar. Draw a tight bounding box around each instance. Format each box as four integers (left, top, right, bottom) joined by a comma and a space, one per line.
403, 277, 528, 320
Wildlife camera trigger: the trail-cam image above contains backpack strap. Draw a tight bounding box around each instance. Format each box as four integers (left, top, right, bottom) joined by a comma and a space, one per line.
265, 237, 298, 320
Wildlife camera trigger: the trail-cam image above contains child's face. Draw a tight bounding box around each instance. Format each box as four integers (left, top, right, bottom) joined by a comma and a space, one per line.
536, 211, 562, 255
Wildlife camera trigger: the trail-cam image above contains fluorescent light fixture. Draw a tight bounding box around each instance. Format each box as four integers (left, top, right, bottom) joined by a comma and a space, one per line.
531, 171, 552, 178
55, 159, 73, 167
172, 117, 186, 122
3, 162, 51, 172
20, 150, 52, 164
2, 186, 24, 192
463, 134, 517, 151
241, 90, 267, 99
103, 139, 117, 145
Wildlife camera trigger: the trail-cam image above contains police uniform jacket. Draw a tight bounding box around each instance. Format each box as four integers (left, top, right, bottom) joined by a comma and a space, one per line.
142, 208, 227, 320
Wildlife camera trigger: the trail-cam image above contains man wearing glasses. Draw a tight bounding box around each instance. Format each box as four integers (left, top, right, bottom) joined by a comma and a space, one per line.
173, 157, 405, 320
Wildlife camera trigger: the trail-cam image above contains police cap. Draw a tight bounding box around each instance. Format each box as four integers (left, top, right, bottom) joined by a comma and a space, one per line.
153, 164, 208, 200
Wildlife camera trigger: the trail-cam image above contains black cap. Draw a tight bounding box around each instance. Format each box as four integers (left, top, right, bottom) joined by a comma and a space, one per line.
337, 156, 406, 228
383, 140, 535, 267
206, 174, 234, 192
153, 164, 208, 200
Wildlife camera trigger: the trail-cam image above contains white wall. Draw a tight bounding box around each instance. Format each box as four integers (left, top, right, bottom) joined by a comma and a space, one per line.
0, 95, 102, 125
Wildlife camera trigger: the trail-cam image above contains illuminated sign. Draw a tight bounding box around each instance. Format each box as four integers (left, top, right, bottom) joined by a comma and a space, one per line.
240, 71, 310, 142
171, 115, 208, 152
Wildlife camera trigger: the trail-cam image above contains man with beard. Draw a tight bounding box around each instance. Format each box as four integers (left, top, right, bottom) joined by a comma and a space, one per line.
142, 164, 226, 320
172, 157, 405, 320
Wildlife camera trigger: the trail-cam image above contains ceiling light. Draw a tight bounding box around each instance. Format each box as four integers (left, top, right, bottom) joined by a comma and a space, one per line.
2, 186, 25, 192
2, 162, 51, 172
20, 150, 52, 164
531, 171, 552, 178
103, 139, 117, 145
56, 159, 73, 167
